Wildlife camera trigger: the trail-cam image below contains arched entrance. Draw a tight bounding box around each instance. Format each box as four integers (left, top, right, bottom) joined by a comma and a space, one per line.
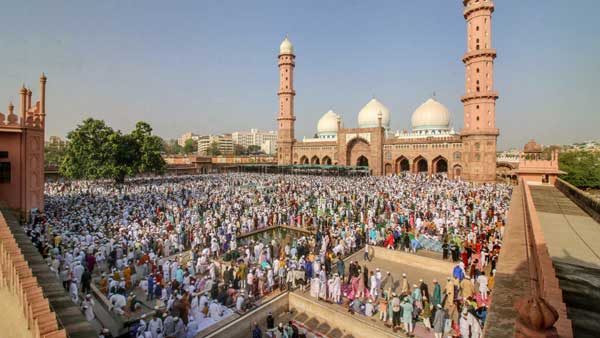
384, 163, 393, 175
310, 156, 320, 165
322, 156, 332, 165
357, 156, 369, 167
433, 156, 448, 174
299, 156, 309, 164
453, 165, 462, 178
413, 156, 428, 173
346, 137, 370, 169
395, 156, 410, 173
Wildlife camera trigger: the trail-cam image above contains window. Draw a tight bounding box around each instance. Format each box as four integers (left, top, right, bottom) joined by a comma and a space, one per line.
0, 162, 10, 183
476, 116, 480, 121
475, 142, 481, 150
0, 151, 7, 159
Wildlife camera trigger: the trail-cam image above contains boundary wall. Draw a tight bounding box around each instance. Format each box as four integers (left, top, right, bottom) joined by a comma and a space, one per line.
555, 178, 600, 223
0, 209, 66, 338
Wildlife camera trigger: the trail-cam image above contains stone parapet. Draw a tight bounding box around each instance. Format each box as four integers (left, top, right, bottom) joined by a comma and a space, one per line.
555, 178, 600, 223
0, 209, 66, 338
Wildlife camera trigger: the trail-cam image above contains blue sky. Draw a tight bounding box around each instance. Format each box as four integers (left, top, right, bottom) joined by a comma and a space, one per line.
1, 0, 598, 150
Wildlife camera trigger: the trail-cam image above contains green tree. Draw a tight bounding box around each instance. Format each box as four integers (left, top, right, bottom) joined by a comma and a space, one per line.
559, 150, 600, 189
247, 145, 263, 154
234, 144, 248, 156
183, 138, 197, 154
163, 139, 183, 154
207, 141, 221, 156
130, 121, 166, 176
60, 118, 165, 183
60, 118, 119, 180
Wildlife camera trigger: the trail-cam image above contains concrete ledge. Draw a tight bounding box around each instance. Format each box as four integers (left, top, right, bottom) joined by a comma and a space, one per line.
556, 178, 600, 223
204, 292, 289, 338
370, 246, 455, 274
288, 292, 398, 338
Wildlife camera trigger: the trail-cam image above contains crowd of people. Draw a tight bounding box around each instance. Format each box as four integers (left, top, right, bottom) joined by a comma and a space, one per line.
24, 172, 511, 338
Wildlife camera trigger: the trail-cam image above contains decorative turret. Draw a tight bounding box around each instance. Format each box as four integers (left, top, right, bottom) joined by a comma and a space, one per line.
6, 102, 18, 125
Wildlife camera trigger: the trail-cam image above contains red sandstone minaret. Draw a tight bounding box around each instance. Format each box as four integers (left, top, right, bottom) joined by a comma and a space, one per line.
461, 0, 499, 182
277, 36, 296, 165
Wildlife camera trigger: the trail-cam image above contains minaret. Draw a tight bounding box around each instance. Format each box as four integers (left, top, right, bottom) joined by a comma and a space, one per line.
461, 0, 499, 182
277, 36, 296, 165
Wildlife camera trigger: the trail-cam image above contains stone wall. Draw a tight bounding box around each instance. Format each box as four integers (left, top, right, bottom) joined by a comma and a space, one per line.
0, 208, 66, 338
204, 292, 289, 338
555, 178, 600, 223
370, 246, 455, 273
288, 292, 397, 338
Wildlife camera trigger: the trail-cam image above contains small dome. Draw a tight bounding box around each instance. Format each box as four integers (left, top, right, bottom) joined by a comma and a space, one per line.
317, 110, 339, 137
524, 139, 543, 153
411, 98, 450, 131
280, 37, 294, 55
357, 98, 391, 129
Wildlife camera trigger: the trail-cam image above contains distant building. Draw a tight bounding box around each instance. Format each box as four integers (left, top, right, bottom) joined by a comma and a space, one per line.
178, 132, 199, 147
197, 134, 234, 155
46, 135, 66, 148
261, 139, 277, 155
232, 129, 278, 154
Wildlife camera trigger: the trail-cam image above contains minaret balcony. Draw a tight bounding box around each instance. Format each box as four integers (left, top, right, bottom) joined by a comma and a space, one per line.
464, 2, 494, 18
462, 48, 497, 63
461, 91, 499, 102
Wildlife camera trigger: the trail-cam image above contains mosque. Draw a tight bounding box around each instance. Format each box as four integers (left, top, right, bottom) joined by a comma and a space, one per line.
276, 0, 499, 182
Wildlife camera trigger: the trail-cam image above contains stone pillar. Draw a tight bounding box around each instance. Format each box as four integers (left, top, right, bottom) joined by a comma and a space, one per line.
40, 73, 47, 126
19, 85, 27, 126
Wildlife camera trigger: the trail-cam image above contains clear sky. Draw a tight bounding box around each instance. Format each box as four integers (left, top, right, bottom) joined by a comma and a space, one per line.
1, 0, 598, 150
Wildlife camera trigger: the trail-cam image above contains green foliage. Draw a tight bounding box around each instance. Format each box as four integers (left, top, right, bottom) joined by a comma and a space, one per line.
247, 145, 263, 154
234, 144, 248, 156
163, 139, 183, 154
559, 150, 600, 189
207, 141, 221, 156
60, 119, 166, 183
183, 138, 197, 154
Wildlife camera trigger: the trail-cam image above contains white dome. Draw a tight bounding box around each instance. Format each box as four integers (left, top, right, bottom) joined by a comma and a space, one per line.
280, 37, 294, 55
317, 110, 339, 136
411, 98, 450, 131
357, 98, 391, 129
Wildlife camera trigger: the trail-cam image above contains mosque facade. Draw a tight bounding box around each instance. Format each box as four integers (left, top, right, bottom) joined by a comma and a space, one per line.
276, 0, 499, 182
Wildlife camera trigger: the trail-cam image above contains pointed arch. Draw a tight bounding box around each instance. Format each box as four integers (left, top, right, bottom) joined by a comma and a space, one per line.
413, 155, 428, 173
432, 155, 448, 174
357, 155, 369, 167
299, 156, 309, 165
384, 163, 393, 175
322, 156, 332, 165
395, 156, 410, 174
453, 164, 463, 179
310, 155, 320, 165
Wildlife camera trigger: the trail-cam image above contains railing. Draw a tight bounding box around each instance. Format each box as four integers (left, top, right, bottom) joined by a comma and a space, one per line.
0, 211, 66, 338
516, 179, 572, 337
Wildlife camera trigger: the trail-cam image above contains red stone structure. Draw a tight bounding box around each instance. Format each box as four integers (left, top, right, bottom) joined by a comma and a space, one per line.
275, 1, 500, 182
0, 74, 46, 216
